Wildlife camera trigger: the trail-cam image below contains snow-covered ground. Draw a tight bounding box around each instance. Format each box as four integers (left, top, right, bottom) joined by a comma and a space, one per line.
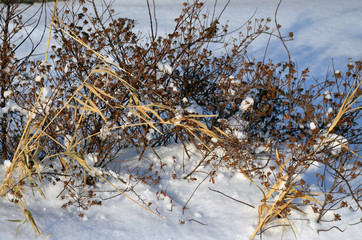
1, 0, 361, 239
1, 144, 361, 240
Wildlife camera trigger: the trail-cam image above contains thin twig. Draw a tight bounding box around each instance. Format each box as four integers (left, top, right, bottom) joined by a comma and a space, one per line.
217, 0, 231, 20
274, 0, 291, 68
146, 0, 155, 42
348, 219, 362, 226
189, 219, 208, 226
208, 187, 255, 208
317, 226, 345, 233
152, 0, 158, 36
100, 192, 123, 201
262, 30, 273, 65
182, 173, 209, 214
257, 224, 291, 235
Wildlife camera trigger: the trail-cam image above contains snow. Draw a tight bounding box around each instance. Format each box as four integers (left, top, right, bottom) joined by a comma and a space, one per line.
254, 144, 269, 154
326, 107, 333, 116
324, 90, 332, 100
0, 100, 29, 118
309, 122, 317, 130
64, 64, 69, 74
146, 129, 155, 141
157, 62, 173, 75
64, 135, 73, 149
239, 97, 254, 111
314, 131, 349, 156
85, 153, 98, 167
35, 75, 42, 83
1, 0, 361, 240
3, 90, 12, 98
1, 144, 361, 240
185, 101, 204, 115
3, 160, 11, 170
228, 88, 236, 96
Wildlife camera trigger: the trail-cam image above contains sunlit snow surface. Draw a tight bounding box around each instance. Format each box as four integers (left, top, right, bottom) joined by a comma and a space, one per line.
1, 0, 361, 239
1, 144, 361, 240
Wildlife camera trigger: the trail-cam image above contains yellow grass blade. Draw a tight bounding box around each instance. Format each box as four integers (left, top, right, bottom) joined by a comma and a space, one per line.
337, 139, 361, 158
212, 126, 230, 138
73, 95, 107, 123
84, 82, 116, 101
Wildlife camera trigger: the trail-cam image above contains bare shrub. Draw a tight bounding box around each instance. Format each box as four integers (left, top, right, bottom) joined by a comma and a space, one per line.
0, 0, 360, 237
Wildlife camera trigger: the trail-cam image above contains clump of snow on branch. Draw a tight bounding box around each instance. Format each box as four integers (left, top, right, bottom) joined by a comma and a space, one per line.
239, 97, 254, 111
314, 130, 348, 155
324, 90, 332, 100
156, 62, 173, 79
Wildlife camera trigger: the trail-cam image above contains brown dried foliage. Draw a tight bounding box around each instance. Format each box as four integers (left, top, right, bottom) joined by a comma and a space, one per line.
0, 0, 360, 237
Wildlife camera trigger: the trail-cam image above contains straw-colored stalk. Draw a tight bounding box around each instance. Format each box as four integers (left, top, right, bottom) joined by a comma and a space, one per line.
249, 150, 321, 240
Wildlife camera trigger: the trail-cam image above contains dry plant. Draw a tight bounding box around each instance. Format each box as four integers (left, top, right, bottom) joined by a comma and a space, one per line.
246, 150, 319, 239
0, 0, 228, 234
251, 75, 361, 239
194, 1, 361, 238
0, 0, 360, 238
